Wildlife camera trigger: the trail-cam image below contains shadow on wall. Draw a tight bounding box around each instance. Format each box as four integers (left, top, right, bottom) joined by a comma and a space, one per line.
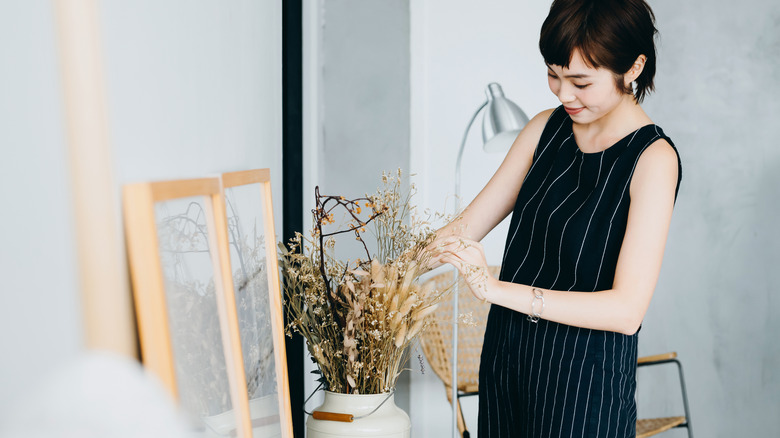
748, 157, 780, 398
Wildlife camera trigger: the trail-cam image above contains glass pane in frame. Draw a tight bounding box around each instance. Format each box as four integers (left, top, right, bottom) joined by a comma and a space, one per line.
155, 195, 236, 436
224, 183, 282, 436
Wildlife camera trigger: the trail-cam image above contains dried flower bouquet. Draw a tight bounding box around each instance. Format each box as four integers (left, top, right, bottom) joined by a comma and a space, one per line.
279, 171, 453, 395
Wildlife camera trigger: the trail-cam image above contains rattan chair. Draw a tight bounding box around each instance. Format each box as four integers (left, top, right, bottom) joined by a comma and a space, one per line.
420, 267, 498, 438
420, 269, 693, 438
635, 352, 694, 438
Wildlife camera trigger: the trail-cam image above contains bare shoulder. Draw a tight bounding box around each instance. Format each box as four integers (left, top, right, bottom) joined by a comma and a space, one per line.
631, 138, 679, 196
637, 138, 679, 174
526, 108, 557, 133
509, 108, 558, 156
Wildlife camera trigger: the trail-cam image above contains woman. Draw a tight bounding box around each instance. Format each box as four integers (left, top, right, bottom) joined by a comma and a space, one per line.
428, 0, 682, 436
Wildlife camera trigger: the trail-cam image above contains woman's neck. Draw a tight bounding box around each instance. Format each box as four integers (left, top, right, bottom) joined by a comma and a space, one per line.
572, 96, 651, 152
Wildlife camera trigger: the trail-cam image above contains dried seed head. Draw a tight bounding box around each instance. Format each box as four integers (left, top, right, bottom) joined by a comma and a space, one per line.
413, 303, 439, 320
394, 324, 407, 348
406, 319, 425, 339
399, 294, 417, 316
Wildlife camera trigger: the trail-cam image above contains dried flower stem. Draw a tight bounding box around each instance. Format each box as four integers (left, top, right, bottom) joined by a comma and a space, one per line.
280, 170, 456, 394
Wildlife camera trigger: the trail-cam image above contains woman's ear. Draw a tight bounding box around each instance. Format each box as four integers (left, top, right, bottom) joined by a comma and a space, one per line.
625, 54, 647, 86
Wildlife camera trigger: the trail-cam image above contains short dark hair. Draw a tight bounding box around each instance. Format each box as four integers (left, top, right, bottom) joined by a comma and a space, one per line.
539, 0, 658, 103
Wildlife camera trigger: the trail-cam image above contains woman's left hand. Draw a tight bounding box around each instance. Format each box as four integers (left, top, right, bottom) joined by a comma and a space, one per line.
430, 235, 493, 301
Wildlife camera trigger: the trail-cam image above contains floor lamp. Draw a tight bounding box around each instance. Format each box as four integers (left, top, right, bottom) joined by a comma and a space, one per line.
452, 82, 528, 437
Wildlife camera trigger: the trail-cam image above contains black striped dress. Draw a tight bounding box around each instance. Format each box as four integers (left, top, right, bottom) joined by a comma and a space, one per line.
478, 106, 681, 437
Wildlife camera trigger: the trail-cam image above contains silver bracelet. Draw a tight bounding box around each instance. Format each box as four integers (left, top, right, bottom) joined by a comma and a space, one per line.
527, 287, 545, 323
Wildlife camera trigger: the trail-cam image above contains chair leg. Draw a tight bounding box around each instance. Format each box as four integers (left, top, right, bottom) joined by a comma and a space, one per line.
456, 397, 469, 438
445, 387, 468, 437
674, 359, 693, 438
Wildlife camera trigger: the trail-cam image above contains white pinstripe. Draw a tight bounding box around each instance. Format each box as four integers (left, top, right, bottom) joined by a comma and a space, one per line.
567, 128, 641, 291
531, 321, 551, 436
606, 333, 617, 434
624, 339, 639, 437
487, 311, 507, 436
530, 152, 584, 287
538, 323, 560, 434
524, 106, 566, 182
614, 335, 627, 437
581, 360, 596, 438
546, 325, 570, 437
596, 333, 608, 436
566, 161, 619, 291
501, 122, 570, 269
526, 320, 541, 434
498, 310, 515, 433
483, 316, 494, 438
552, 152, 603, 288
556, 327, 581, 437
567, 330, 592, 438
511, 148, 578, 283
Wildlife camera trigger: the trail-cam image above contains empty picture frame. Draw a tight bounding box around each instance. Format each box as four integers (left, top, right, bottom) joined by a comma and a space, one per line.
123, 177, 253, 437
220, 168, 293, 438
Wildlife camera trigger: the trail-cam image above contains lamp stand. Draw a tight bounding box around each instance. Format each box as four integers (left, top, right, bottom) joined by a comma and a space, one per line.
452, 100, 487, 438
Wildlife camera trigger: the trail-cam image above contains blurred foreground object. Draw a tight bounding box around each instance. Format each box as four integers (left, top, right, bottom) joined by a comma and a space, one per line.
54, 0, 137, 355
0, 352, 193, 438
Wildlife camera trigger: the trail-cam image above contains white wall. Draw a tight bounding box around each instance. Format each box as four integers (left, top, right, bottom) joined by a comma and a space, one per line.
0, 1, 82, 414
101, 0, 283, 198
0, 0, 283, 421
410, 1, 556, 436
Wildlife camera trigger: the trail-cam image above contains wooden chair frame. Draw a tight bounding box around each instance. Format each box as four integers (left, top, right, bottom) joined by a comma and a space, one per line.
123, 177, 253, 437
220, 168, 294, 438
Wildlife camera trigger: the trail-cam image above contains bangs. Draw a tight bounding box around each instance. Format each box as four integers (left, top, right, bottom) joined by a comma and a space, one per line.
538, 0, 659, 103
539, 1, 611, 70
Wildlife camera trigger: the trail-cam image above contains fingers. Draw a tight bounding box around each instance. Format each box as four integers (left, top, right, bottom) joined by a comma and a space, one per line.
431, 240, 484, 261
429, 235, 483, 252
439, 253, 488, 301
438, 252, 465, 272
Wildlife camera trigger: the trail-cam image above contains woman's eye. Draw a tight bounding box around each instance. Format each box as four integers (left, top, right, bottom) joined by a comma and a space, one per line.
547, 73, 558, 79
574, 83, 590, 89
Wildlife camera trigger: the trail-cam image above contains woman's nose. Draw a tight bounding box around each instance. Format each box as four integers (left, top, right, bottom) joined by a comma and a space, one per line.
557, 83, 576, 104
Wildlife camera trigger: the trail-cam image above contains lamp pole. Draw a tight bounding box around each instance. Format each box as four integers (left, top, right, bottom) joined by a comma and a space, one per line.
452, 100, 487, 438
451, 83, 527, 438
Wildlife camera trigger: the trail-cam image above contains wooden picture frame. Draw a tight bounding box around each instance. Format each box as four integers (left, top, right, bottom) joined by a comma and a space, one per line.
123, 177, 253, 437
220, 168, 293, 438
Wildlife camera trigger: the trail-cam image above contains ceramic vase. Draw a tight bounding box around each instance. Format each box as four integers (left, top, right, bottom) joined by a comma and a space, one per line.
306, 390, 411, 438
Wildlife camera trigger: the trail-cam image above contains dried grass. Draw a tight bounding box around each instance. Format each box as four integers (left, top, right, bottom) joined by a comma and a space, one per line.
279, 170, 455, 394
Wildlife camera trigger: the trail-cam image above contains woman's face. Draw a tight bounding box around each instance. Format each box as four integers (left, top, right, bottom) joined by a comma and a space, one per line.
547, 49, 629, 125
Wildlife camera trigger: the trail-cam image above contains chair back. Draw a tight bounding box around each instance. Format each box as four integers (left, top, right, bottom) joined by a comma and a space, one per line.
420, 266, 500, 393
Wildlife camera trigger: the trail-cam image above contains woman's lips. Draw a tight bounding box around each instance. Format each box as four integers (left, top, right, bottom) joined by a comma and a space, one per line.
564, 106, 584, 115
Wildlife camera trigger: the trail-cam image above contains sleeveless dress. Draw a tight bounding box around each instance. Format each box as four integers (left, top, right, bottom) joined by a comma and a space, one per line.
477, 106, 682, 438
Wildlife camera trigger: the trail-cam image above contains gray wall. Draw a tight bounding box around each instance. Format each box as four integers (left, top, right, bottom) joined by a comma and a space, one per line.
639, 0, 780, 435
319, 0, 411, 198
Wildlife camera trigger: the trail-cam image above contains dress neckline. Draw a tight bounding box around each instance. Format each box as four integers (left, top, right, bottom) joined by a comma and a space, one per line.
569, 118, 656, 156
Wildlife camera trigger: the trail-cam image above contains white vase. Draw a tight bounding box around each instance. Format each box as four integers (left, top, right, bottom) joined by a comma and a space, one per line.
306, 391, 411, 438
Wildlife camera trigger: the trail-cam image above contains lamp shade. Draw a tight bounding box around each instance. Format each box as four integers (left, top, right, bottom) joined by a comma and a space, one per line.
481, 83, 529, 153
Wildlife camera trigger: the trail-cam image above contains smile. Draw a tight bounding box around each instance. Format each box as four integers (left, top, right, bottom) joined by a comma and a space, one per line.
564, 106, 584, 115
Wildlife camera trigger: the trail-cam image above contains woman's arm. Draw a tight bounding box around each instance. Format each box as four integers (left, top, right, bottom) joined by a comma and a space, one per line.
431, 108, 555, 246
436, 139, 680, 336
